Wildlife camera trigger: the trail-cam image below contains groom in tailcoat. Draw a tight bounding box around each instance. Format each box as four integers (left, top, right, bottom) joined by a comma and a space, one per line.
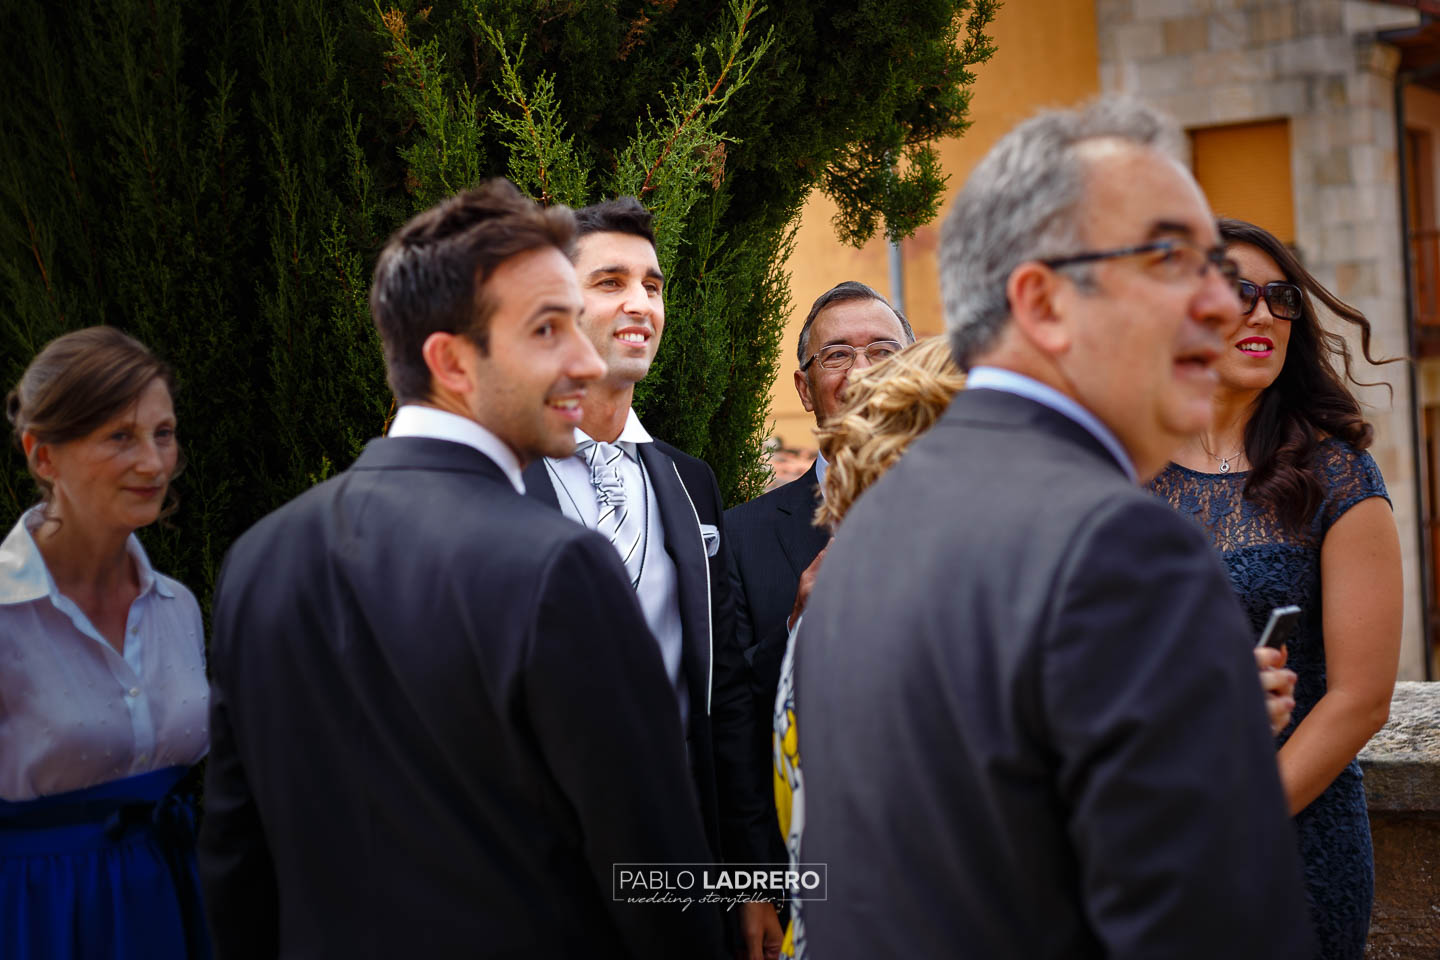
794, 100, 1316, 958
521, 197, 765, 954
200, 181, 724, 959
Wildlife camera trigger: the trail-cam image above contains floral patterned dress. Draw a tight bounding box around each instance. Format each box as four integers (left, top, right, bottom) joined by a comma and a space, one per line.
1150, 438, 1389, 960
773, 619, 806, 960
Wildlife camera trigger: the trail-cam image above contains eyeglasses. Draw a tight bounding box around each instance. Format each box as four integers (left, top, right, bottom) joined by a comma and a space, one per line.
1236, 280, 1302, 321
800, 340, 903, 372
1041, 237, 1240, 292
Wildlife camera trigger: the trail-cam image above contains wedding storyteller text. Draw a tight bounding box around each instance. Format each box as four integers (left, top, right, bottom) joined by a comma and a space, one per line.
612, 863, 828, 903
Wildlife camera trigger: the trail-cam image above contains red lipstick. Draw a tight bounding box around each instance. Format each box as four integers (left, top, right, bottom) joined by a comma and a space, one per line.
1236, 336, 1274, 359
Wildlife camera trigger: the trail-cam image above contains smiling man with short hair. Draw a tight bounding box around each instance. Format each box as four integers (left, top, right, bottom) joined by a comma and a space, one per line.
522, 196, 760, 958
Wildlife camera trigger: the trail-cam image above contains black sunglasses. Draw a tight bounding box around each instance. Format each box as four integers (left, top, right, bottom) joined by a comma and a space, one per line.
1236, 280, 1303, 321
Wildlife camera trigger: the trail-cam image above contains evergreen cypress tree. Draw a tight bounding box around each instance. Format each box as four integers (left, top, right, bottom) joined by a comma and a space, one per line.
0, 0, 255, 600
1, 0, 996, 611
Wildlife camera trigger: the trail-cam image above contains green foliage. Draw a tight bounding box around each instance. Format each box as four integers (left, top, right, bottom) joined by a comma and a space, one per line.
0, 0, 256, 603
818, 0, 999, 243
607, 0, 773, 274
373, 0, 994, 501
0, 0, 995, 610
253, 0, 395, 504
377, 5, 486, 210
475, 15, 588, 208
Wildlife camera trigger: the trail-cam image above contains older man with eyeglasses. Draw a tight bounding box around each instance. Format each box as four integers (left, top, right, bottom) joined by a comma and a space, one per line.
721, 280, 913, 960
793, 98, 1316, 959
791, 283, 915, 428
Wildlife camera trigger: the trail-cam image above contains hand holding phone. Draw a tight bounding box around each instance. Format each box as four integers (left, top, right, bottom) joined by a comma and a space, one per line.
1256, 605, 1302, 650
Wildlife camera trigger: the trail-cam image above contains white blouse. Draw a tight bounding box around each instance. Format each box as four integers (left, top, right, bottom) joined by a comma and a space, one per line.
0, 506, 209, 801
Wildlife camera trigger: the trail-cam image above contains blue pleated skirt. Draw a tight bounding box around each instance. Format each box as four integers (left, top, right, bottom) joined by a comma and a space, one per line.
0, 766, 210, 959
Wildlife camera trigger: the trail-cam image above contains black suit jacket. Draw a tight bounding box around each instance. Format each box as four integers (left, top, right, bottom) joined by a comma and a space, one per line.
795, 389, 1315, 959
200, 437, 724, 960
723, 462, 828, 862
523, 439, 758, 868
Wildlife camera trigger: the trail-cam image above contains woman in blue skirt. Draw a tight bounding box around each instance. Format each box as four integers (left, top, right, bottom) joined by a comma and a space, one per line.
1, 327, 210, 959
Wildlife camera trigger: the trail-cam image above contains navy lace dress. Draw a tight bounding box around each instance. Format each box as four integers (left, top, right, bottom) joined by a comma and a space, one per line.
1151, 438, 1388, 960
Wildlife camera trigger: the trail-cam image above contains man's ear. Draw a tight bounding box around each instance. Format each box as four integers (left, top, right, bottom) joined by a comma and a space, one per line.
1006, 261, 1072, 358
794, 369, 815, 414
420, 332, 477, 399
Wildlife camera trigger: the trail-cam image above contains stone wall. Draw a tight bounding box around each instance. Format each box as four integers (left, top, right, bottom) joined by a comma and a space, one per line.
1098, 0, 1429, 679
1359, 680, 1440, 957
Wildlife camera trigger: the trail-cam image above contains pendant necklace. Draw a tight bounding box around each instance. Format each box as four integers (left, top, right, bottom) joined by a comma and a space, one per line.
1200, 437, 1244, 474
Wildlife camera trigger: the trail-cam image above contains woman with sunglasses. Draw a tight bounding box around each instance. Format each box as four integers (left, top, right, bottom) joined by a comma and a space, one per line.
1150, 217, 1401, 960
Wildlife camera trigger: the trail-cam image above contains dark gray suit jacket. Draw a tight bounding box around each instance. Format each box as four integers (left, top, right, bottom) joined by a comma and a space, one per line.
724, 462, 828, 862
795, 389, 1315, 959
201, 438, 724, 959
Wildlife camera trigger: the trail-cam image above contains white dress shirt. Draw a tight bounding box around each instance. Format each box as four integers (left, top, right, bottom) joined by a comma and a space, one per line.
965, 366, 1138, 483
0, 506, 209, 800
388, 404, 526, 494
544, 410, 688, 728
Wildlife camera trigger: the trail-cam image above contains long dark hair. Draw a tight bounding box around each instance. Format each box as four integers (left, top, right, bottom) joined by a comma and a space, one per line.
1221, 218, 1396, 531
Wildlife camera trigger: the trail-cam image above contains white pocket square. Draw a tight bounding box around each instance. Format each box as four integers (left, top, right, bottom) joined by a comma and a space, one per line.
699, 523, 721, 558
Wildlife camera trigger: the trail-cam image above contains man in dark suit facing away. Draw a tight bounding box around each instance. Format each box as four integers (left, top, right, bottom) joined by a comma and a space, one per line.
199, 180, 724, 959
794, 99, 1316, 958
521, 196, 765, 957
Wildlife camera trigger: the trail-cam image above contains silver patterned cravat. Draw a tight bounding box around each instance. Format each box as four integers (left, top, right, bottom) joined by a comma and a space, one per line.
576, 439, 645, 587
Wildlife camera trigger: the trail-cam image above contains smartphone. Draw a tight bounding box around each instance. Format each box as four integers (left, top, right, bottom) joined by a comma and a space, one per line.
1256, 605, 1302, 650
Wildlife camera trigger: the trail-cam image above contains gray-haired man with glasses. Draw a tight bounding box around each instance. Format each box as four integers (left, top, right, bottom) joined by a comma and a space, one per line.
792, 281, 916, 426
794, 98, 1315, 959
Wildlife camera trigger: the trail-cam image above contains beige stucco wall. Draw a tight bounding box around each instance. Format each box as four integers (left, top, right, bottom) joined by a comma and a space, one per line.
769, 0, 1101, 449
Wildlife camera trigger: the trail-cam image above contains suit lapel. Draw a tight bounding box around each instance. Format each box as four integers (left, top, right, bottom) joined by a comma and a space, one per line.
774, 462, 829, 578
637, 443, 711, 718
526, 442, 711, 718
520, 459, 562, 509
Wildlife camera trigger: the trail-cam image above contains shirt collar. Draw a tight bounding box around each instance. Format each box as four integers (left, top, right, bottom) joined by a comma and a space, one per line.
573, 408, 653, 459
388, 404, 526, 494
813, 449, 829, 499
0, 505, 174, 607
125, 533, 172, 598
964, 366, 1138, 483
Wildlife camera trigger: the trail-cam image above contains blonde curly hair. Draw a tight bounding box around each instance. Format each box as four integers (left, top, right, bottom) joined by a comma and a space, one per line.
814, 336, 965, 530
